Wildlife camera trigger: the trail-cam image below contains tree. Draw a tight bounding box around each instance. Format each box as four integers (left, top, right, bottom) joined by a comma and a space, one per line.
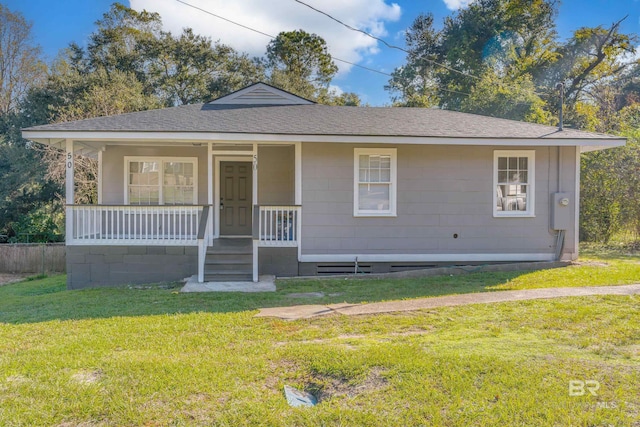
387, 0, 637, 128
385, 14, 441, 107
85, 2, 162, 91
0, 5, 52, 241
21, 56, 164, 210
580, 148, 624, 243
75, 3, 264, 106
534, 18, 637, 131
313, 88, 362, 106
387, 0, 558, 113
0, 4, 47, 115
143, 28, 264, 105
541, 19, 635, 103
266, 30, 338, 100
460, 70, 553, 123
579, 105, 640, 242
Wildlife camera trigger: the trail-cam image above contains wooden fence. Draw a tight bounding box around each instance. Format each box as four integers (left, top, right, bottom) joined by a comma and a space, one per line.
0, 244, 66, 274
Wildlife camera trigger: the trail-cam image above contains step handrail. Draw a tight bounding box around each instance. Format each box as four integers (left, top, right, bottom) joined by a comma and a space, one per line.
197, 205, 212, 283
197, 205, 211, 240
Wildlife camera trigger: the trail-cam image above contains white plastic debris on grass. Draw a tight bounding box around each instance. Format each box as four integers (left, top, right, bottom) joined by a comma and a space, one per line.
284, 385, 317, 407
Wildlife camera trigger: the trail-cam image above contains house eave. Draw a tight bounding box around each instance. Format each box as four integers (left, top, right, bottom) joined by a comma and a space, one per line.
22, 130, 625, 153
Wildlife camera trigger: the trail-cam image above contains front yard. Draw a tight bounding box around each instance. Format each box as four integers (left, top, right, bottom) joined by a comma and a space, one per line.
0, 249, 638, 425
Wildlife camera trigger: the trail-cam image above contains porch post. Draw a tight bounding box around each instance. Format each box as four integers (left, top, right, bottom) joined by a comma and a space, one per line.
65, 139, 74, 244
97, 148, 103, 204
252, 143, 258, 205
252, 143, 259, 282
294, 142, 302, 262
294, 142, 301, 205
207, 142, 214, 241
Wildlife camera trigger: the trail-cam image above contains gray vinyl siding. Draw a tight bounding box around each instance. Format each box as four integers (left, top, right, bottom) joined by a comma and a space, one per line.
99, 142, 578, 260
301, 143, 578, 258
258, 145, 295, 205
101, 145, 295, 207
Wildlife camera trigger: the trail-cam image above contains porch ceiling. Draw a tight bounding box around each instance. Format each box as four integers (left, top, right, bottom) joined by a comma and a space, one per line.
35, 139, 273, 158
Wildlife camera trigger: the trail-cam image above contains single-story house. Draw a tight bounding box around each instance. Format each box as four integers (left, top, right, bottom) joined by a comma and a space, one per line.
22, 83, 624, 289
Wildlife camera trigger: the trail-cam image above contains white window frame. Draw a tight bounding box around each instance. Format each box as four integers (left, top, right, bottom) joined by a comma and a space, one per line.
354, 148, 397, 217
493, 150, 535, 217
124, 156, 198, 205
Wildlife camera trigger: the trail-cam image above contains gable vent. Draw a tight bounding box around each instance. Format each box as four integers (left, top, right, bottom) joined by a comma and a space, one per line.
209, 82, 314, 105
236, 88, 289, 102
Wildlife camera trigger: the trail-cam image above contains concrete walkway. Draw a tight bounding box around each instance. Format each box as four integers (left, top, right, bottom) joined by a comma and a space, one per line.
255, 284, 640, 320
181, 275, 276, 292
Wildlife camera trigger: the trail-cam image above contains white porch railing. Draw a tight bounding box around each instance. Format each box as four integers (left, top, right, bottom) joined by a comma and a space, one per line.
68, 205, 204, 245
256, 205, 301, 246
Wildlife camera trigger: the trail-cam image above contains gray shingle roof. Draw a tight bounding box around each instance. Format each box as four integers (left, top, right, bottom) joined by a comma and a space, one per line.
24, 102, 619, 140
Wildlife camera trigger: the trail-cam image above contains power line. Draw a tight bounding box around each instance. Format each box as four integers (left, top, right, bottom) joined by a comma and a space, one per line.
293, 0, 400, 51
291, 0, 481, 81
174, 0, 471, 99
291, 0, 555, 99
176, 0, 274, 39
175, 0, 392, 78
334, 59, 391, 76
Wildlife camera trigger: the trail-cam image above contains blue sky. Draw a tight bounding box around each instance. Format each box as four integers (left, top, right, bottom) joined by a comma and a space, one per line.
4, 0, 640, 105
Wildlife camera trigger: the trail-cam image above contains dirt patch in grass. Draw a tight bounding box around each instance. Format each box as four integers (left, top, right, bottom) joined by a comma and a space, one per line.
286, 292, 325, 298
275, 328, 434, 347
5, 374, 29, 384
571, 260, 609, 267
0, 274, 29, 286
57, 422, 108, 427
127, 282, 183, 290
71, 369, 103, 385
267, 360, 388, 402
305, 367, 389, 402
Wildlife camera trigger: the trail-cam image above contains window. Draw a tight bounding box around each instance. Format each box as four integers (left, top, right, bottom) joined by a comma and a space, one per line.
125, 157, 197, 205
493, 150, 534, 217
128, 160, 160, 205
354, 148, 397, 216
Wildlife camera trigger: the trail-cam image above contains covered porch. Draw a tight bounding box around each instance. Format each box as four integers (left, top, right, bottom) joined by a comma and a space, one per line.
63, 140, 302, 285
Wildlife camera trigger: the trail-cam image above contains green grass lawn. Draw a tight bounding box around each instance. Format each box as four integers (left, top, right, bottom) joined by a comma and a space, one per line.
2, 248, 640, 324
0, 250, 638, 425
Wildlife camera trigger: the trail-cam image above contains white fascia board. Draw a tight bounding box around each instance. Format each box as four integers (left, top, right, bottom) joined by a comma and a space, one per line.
299, 253, 556, 263
22, 130, 626, 149
580, 142, 625, 152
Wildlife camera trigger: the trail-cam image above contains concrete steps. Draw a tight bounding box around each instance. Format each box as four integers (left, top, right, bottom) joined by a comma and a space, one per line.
204, 238, 253, 282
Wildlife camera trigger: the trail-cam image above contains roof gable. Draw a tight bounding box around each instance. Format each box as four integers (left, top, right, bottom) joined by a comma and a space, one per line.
209, 82, 314, 105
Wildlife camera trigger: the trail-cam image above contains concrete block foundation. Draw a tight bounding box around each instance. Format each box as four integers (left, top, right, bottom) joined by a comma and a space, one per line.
66, 245, 197, 289
258, 247, 299, 277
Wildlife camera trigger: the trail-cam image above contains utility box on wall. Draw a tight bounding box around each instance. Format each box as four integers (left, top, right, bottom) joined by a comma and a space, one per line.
551, 192, 571, 230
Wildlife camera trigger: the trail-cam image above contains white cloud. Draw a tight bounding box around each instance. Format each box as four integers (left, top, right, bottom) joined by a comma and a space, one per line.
620, 45, 640, 64
328, 84, 344, 96
442, 0, 476, 10
129, 0, 401, 75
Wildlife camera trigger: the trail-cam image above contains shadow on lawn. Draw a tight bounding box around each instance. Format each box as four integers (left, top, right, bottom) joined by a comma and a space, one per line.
0, 271, 531, 324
